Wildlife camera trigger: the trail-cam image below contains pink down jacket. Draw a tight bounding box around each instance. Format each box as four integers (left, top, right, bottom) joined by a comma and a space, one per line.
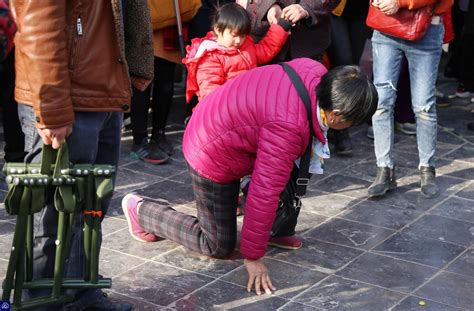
183, 58, 327, 260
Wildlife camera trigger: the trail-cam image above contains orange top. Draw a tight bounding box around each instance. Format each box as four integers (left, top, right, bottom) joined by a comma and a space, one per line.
397, 0, 454, 15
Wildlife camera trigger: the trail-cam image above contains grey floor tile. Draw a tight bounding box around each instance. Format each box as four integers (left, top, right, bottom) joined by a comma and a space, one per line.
435, 158, 474, 180
446, 249, 474, 278
135, 180, 195, 205
102, 226, 179, 259
270, 238, 363, 272
373, 233, 465, 268
310, 174, 371, 199
172, 280, 289, 310
114, 168, 165, 193
430, 196, 474, 223
153, 246, 242, 278
123, 158, 187, 180
392, 296, 464, 311
322, 153, 370, 176
336, 253, 437, 293
117, 139, 135, 166
402, 215, 474, 247
0, 202, 16, 221
392, 150, 421, 169
292, 211, 327, 234
101, 216, 128, 237
301, 191, 359, 217
443, 144, 474, 163
0, 234, 13, 260
112, 262, 213, 307
221, 259, 327, 300
454, 183, 474, 201
0, 258, 8, 277
437, 130, 467, 146
415, 272, 474, 310
0, 221, 15, 235
306, 218, 394, 250
166, 170, 192, 184
105, 291, 166, 310
339, 200, 422, 230
100, 248, 146, 277
294, 275, 404, 311
106, 194, 127, 218
278, 301, 323, 310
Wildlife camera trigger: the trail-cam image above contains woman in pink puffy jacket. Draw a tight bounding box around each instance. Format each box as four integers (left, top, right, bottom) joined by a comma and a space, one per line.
122, 58, 377, 295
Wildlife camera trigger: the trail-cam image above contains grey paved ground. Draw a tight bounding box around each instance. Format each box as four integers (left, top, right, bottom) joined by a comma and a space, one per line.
1, 66, 473, 310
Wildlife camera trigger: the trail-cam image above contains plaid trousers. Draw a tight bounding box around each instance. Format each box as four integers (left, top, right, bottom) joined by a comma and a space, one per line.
139, 166, 240, 258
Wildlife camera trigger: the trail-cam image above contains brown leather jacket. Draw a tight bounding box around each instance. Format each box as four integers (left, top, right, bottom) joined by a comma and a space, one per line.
11, 0, 154, 129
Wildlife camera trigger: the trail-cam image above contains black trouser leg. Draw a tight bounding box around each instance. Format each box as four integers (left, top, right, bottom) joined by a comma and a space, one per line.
0, 50, 26, 162
130, 85, 152, 145
151, 57, 176, 136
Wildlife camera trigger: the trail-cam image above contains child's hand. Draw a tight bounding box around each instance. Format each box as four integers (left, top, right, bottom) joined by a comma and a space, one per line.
267, 4, 282, 25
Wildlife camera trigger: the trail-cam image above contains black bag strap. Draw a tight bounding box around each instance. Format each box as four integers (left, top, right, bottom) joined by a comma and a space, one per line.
280, 62, 315, 197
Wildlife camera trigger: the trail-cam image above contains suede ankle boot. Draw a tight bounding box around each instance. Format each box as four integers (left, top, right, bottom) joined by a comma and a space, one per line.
420, 166, 439, 198
368, 167, 397, 197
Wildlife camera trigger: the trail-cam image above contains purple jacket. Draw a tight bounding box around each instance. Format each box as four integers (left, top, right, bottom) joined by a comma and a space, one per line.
183, 58, 328, 259
246, 0, 340, 60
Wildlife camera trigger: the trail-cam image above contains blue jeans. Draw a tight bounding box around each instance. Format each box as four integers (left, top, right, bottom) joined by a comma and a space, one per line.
18, 104, 122, 308
371, 24, 444, 169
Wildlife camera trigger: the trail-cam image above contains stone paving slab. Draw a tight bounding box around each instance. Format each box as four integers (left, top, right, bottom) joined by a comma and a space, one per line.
0, 71, 473, 310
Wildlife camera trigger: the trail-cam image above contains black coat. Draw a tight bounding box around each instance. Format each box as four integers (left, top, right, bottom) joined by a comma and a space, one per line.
245, 0, 341, 60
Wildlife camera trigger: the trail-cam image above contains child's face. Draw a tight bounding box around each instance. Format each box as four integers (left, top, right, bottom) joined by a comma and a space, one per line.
214, 27, 246, 49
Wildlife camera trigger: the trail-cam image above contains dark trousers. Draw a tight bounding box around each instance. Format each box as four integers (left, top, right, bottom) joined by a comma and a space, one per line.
139, 166, 239, 258
394, 58, 416, 124
130, 56, 176, 144
0, 50, 26, 162
327, 15, 370, 67
138, 165, 300, 258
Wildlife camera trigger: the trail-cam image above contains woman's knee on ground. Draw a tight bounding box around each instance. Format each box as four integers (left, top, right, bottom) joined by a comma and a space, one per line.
208, 239, 236, 259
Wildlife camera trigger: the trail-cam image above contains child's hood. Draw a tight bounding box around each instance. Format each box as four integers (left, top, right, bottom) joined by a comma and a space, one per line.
183, 31, 241, 64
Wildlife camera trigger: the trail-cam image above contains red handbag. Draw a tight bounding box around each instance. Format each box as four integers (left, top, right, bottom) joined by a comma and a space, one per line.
366, 3, 435, 41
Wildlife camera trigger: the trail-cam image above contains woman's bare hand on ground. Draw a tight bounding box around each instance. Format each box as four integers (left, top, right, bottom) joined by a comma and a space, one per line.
244, 259, 275, 295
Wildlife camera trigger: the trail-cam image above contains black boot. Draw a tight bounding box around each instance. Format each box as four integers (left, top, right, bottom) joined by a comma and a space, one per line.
420, 166, 439, 198
151, 129, 174, 156
333, 129, 353, 156
368, 167, 397, 197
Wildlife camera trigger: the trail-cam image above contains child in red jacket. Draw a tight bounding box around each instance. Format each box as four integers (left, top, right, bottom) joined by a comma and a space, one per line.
183, 3, 291, 103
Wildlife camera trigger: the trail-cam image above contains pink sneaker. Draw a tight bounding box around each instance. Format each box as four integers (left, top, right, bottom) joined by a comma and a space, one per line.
122, 194, 159, 242
268, 235, 303, 250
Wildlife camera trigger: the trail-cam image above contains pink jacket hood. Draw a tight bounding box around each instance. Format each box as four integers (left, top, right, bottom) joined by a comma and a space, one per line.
183, 58, 327, 260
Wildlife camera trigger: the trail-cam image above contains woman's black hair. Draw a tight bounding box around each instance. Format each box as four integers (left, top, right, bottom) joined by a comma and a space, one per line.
317, 65, 378, 126
213, 3, 251, 36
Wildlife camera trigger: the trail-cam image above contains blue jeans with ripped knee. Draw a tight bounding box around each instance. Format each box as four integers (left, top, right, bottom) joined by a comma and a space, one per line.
371, 24, 444, 169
